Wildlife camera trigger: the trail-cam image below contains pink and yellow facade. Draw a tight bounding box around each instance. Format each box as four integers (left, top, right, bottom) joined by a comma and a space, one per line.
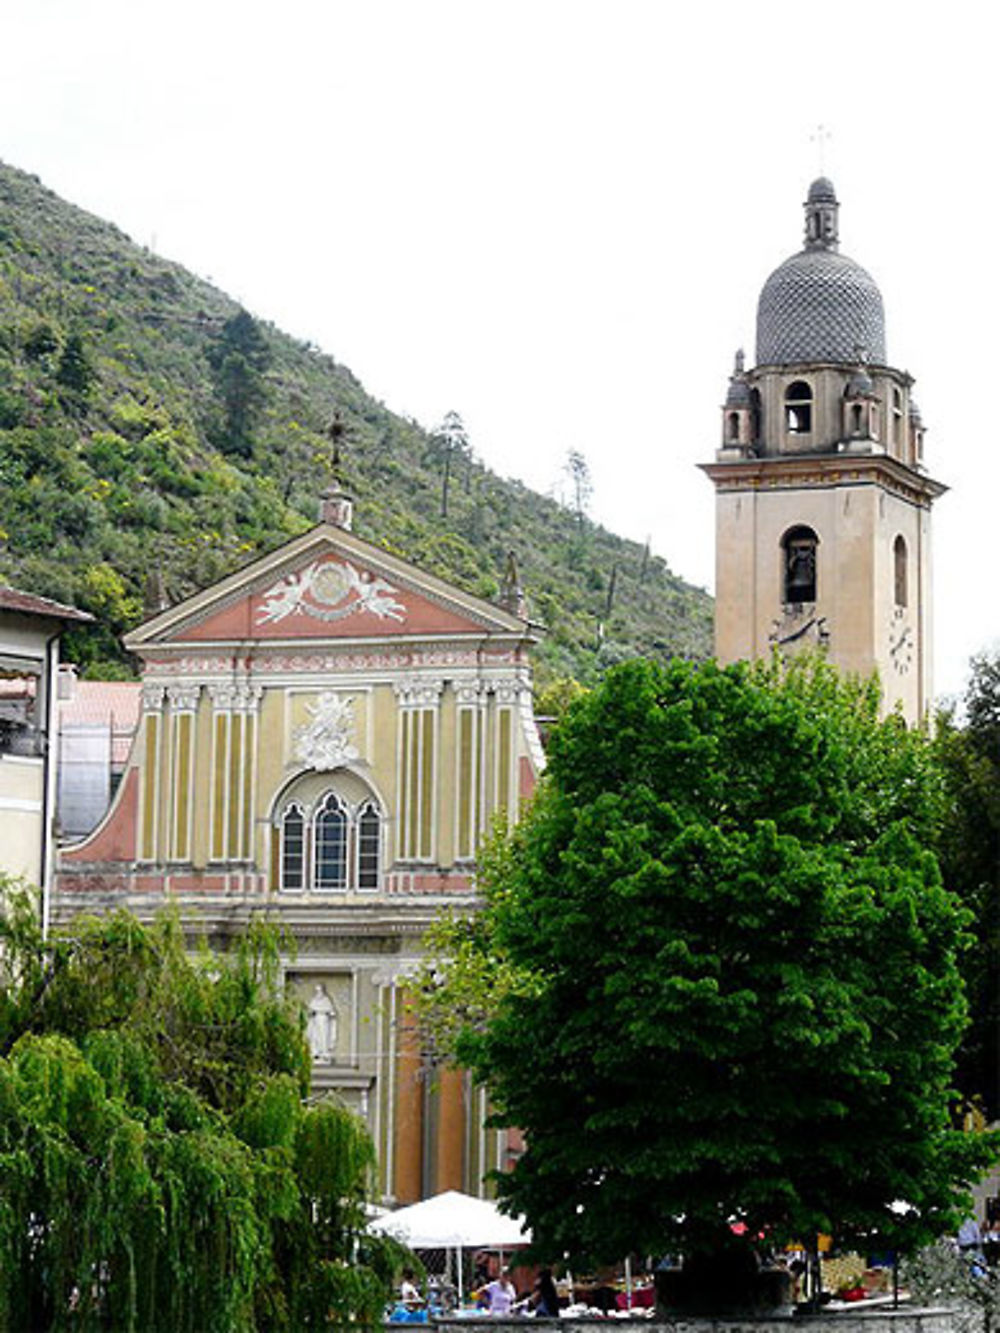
55, 511, 543, 1203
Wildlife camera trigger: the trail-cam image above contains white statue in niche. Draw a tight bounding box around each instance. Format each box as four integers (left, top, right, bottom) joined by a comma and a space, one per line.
306, 983, 338, 1063
294, 691, 359, 771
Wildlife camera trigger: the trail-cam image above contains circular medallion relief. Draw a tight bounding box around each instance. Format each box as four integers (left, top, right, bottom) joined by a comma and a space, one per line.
311, 563, 350, 606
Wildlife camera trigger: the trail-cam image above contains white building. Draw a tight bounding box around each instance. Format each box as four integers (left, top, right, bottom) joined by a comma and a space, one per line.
0, 586, 91, 925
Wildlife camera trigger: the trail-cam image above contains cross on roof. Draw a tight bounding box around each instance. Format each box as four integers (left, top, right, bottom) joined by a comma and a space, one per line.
810, 124, 832, 174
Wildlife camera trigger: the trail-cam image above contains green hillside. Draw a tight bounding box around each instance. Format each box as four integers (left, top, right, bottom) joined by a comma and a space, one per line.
0, 159, 712, 694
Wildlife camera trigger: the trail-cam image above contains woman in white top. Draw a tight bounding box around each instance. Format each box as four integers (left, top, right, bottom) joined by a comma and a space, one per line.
484, 1269, 516, 1315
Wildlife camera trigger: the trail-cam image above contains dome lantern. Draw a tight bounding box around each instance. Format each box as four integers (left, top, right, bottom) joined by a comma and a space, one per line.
805, 176, 839, 250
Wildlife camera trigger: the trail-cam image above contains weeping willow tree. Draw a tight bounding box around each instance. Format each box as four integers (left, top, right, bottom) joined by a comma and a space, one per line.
0, 882, 406, 1332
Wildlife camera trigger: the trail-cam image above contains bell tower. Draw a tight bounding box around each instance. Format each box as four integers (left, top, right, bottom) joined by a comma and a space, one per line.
701, 178, 945, 724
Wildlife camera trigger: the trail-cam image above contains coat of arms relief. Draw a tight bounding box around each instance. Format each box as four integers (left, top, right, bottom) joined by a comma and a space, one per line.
257, 558, 406, 625
294, 692, 359, 771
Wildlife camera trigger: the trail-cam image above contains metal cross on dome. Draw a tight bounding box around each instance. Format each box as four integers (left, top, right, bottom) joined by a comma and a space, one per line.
810, 124, 832, 174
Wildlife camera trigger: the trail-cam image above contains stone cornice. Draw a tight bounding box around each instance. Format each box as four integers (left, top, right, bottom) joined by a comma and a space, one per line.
49, 896, 479, 936
748, 358, 905, 380
700, 452, 947, 508
138, 637, 531, 673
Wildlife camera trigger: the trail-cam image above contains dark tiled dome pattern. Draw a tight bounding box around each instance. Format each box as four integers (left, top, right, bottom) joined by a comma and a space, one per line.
756, 248, 886, 367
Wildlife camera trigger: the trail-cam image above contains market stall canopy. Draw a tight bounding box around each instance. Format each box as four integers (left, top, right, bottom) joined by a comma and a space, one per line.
368, 1190, 531, 1248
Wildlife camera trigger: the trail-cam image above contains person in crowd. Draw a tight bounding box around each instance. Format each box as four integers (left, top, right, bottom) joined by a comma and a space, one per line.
531, 1268, 559, 1317
425, 1276, 444, 1316
400, 1269, 423, 1310
483, 1267, 517, 1315
958, 1216, 983, 1254
473, 1252, 491, 1289
787, 1258, 807, 1306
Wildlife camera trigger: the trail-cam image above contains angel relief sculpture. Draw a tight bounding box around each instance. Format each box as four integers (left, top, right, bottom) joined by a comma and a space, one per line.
257, 558, 406, 626
294, 692, 359, 771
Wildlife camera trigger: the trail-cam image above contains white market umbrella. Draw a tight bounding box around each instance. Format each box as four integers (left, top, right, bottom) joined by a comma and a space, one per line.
369, 1189, 531, 1249
369, 1189, 531, 1302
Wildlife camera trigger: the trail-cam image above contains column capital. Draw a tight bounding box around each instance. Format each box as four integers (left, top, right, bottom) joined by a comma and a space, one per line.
141, 682, 167, 713
393, 676, 445, 708
166, 683, 201, 713
454, 679, 487, 705
208, 682, 264, 712
483, 675, 526, 705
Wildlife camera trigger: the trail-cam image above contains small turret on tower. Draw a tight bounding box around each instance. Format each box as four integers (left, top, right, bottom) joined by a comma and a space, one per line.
842, 350, 879, 445
909, 398, 926, 466
720, 348, 755, 453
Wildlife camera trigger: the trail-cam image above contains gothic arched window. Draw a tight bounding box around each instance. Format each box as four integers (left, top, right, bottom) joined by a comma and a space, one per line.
782, 526, 818, 604
314, 793, 349, 890
280, 803, 306, 891
275, 781, 383, 893
785, 381, 813, 434
357, 800, 381, 890
727, 411, 740, 443
894, 534, 908, 608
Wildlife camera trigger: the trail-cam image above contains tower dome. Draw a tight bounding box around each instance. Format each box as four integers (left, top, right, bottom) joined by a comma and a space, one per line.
755, 179, 886, 367
807, 176, 837, 203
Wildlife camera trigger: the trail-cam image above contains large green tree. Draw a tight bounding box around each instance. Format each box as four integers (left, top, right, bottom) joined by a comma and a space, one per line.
0, 887, 405, 1332
424, 658, 996, 1281
935, 652, 1000, 1121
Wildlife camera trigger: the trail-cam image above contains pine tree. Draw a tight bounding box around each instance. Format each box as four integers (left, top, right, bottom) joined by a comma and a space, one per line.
207, 309, 272, 458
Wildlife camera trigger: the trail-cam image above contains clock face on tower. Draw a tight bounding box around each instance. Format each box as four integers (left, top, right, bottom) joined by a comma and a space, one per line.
887, 607, 913, 675
769, 607, 831, 652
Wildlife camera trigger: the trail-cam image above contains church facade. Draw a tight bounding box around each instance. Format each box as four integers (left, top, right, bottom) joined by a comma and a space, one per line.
55, 490, 544, 1204
50, 174, 941, 1210
702, 178, 944, 724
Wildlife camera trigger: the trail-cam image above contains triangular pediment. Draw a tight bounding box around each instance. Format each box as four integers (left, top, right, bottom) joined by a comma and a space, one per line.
125, 525, 528, 650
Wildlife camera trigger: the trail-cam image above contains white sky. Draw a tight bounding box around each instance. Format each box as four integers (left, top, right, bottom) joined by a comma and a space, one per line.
0, 0, 994, 703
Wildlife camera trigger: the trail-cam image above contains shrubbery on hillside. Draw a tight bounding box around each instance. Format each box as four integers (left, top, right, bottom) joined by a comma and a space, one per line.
0, 160, 711, 685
